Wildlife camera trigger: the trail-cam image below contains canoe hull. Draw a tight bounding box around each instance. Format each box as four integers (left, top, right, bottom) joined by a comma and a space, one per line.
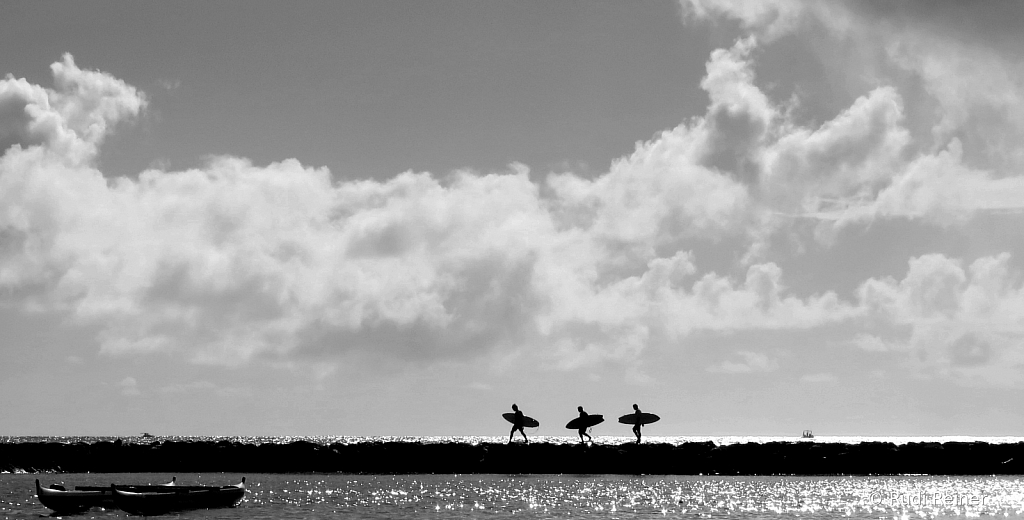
35, 480, 112, 513
112, 479, 246, 515
36, 478, 242, 515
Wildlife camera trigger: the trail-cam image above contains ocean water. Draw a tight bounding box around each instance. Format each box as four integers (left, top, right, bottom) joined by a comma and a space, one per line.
5, 434, 1024, 446
5, 437, 1024, 518
5, 472, 1024, 519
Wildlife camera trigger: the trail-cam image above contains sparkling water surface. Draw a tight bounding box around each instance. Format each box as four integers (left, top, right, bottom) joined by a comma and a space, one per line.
5, 437, 1024, 518
5, 435, 1024, 446
5, 472, 1024, 519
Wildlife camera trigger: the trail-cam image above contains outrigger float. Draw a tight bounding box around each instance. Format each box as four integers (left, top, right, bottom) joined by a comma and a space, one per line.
35, 477, 245, 515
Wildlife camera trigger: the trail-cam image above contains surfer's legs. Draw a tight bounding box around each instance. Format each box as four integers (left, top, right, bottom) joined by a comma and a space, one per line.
511, 426, 527, 443
633, 424, 641, 443
578, 429, 592, 443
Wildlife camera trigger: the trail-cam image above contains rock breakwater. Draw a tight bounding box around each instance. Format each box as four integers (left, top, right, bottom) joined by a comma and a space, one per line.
3, 440, 1022, 475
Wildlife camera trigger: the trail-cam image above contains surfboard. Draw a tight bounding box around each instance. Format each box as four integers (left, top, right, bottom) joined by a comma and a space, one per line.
503, 413, 539, 428
565, 414, 604, 430
617, 412, 660, 425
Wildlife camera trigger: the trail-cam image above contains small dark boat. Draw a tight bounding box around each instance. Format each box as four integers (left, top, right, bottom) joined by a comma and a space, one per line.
36, 479, 111, 513
111, 477, 246, 515
35, 477, 176, 514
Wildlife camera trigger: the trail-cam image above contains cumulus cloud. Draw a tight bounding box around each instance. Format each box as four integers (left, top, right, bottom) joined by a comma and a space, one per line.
857, 253, 1024, 387
0, 53, 858, 372
118, 376, 140, 396
871, 140, 1024, 225
683, 0, 1024, 236
4, 8, 1024, 393
851, 333, 891, 353
0, 53, 145, 164
707, 351, 779, 374
681, 0, 811, 41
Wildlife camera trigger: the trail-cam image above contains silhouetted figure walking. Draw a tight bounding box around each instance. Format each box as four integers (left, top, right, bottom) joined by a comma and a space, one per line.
575, 406, 593, 444
618, 405, 659, 443
631, 404, 643, 444
509, 404, 527, 443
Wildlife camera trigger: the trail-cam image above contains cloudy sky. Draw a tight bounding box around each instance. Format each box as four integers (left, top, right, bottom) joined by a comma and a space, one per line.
2, 0, 1024, 437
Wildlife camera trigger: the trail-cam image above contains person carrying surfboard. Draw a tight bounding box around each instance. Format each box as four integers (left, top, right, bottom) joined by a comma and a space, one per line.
617, 407, 659, 442
575, 406, 593, 444
509, 404, 528, 443
630, 404, 643, 444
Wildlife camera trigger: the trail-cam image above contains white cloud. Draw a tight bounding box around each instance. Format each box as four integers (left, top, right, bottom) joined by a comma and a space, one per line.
1, 53, 862, 372
0, 53, 145, 164
3, 7, 1024, 393
707, 351, 779, 374
762, 86, 909, 214
857, 253, 1024, 387
683, 0, 1024, 238
851, 333, 893, 353
681, 0, 809, 41
156, 79, 181, 91
872, 140, 1024, 225
117, 376, 140, 396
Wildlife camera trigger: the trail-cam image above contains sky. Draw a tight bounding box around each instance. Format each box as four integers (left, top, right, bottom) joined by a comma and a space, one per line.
2, 0, 1024, 437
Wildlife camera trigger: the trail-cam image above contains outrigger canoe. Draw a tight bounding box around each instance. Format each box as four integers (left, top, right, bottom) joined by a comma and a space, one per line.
35, 477, 176, 514
111, 477, 246, 515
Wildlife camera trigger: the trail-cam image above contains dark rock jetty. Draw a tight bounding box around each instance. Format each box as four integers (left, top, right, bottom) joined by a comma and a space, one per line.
3, 440, 1023, 475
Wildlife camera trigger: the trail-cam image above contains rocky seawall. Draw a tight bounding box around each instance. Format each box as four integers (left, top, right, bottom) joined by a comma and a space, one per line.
3, 440, 1023, 475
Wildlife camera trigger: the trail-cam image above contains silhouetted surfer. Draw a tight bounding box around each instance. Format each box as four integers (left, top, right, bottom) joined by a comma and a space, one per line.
617, 406, 658, 440
576, 406, 592, 444
509, 404, 528, 443
630, 404, 643, 444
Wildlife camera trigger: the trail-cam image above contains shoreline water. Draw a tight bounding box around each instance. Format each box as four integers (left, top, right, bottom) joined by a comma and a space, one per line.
3, 437, 1024, 475
11, 472, 1024, 519
5, 435, 1024, 446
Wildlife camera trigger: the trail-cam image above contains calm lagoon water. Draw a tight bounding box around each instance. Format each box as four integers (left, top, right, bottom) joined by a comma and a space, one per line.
5, 472, 1024, 519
